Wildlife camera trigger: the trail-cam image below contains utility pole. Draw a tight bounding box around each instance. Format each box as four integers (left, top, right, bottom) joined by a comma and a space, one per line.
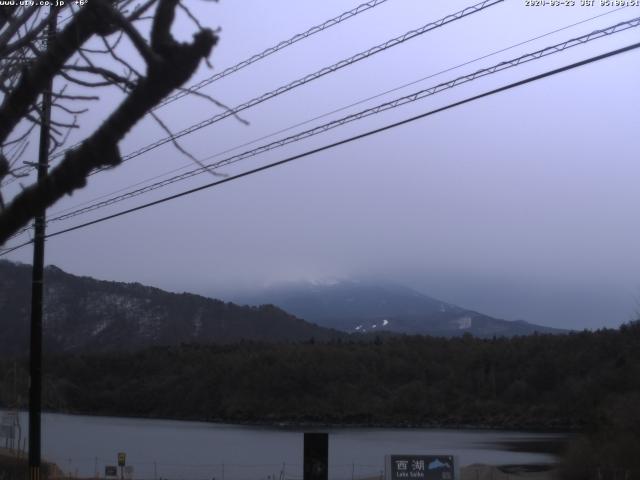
303, 433, 328, 480
29, 7, 57, 480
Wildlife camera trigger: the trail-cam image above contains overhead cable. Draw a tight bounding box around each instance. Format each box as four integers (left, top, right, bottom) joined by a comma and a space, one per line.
36, 16, 640, 227
0, 0, 396, 185
115, 0, 504, 165
44, 6, 629, 221
3, 39, 638, 256
48, 0, 502, 170
157, 0, 394, 108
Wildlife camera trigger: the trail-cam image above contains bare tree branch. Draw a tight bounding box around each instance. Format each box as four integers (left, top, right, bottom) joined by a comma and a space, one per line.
175, 87, 250, 126
0, 7, 56, 57
0, 1, 114, 144
101, 2, 161, 65
127, 0, 158, 23
0, 6, 38, 54
0, 0, 217, 244
64, 63, 137, 89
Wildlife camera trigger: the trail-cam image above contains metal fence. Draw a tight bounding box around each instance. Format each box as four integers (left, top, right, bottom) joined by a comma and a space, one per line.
37, 458, 384, 480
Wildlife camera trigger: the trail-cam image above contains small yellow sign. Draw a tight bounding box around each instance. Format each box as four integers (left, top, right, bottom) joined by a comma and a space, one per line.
118, 453, 126, 467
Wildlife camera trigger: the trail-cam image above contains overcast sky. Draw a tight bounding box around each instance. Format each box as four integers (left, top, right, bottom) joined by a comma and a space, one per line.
4, 0, 640, 329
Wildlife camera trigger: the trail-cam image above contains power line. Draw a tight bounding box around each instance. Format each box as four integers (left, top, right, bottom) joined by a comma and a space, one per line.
7, 13, 636, 242
43, 6, 629, 222
2, 39, 638, 257
80, 0, 504, 171
32, 16, 640, 228
0, 241, 31, 256
157, 0, 394, 108
0, 0, 395, 185
1, 0, 505, 240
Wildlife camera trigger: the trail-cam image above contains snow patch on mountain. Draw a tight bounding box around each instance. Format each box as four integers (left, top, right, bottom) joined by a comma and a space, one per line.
92, 319, 109, 337
193, 308, 203, 336
455, 316, 473, 330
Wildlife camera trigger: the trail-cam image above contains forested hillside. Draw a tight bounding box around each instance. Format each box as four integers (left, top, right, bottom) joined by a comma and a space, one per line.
0, 261, 341, 356
2, 322, 639, 430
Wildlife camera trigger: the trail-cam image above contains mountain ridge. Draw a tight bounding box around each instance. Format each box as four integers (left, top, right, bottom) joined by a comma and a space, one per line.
0, 261, 565, 359
0, 260, 341, 357
233, 280, 565, 337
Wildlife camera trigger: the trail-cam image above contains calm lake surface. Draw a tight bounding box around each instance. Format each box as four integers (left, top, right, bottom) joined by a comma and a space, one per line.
3, 411, 566, 480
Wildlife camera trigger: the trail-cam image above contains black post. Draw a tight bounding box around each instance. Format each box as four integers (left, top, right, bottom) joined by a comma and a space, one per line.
303, 433, 328, 480
29, 8, 56, 480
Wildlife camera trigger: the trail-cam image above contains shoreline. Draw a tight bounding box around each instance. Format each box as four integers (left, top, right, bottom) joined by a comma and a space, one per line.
1, 406, 576, 434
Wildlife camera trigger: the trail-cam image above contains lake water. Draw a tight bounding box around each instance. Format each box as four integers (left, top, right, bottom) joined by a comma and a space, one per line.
2, 411, 565, 480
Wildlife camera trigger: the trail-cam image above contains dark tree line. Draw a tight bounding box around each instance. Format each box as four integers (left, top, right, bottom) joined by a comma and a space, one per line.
2, 322, 639, 429
2, 323, 640, 478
